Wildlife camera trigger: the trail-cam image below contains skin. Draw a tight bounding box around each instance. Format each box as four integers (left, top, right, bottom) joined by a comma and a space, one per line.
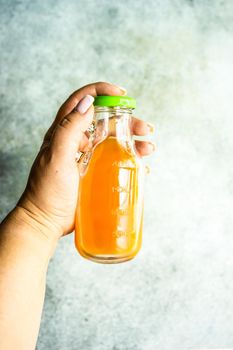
0, 82, 155, 350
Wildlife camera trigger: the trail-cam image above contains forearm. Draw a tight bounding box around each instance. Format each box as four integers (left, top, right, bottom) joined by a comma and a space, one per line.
0, 207, 58, 350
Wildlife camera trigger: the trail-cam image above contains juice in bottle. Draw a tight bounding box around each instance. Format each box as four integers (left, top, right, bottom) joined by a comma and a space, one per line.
75, 96, 144, 263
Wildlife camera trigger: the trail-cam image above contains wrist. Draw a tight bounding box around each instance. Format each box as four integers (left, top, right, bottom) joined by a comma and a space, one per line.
0, 207, 60, 262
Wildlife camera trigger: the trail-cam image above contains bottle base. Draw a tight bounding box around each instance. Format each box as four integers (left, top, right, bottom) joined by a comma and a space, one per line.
78, 250, 138, 264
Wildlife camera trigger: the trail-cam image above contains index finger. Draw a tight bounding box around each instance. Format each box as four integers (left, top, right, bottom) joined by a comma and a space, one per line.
44, 81, 126, 142
131, 116, 155, 136
57, 81, 127, 118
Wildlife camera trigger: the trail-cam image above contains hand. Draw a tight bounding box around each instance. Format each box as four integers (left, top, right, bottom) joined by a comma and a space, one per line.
0, 81, 156, 350
16, 82, 155, 241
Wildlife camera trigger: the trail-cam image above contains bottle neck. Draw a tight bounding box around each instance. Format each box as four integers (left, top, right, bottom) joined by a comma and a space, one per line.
94, 107, 133, 141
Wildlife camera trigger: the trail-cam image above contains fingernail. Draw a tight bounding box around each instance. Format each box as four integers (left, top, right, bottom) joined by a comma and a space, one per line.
147, 122, 155, 134
108, 82, 127, 95
76, 95, 94, 114
149, 142, 156, 152
117, 86, 127, 95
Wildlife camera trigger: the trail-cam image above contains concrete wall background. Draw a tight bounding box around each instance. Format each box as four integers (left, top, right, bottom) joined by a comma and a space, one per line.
1, 0, 233, 349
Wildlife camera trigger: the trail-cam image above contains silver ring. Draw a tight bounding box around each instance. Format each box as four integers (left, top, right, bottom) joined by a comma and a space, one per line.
87, 121, 96, 134
75, 151, 84, 162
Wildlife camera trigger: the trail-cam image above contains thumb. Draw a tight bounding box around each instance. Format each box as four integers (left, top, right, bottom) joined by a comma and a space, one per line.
50, 95, 94, 160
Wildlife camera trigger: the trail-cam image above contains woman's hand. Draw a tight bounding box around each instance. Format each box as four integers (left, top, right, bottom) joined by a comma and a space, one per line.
16, 82, 155, 242
0, 82, 155, 349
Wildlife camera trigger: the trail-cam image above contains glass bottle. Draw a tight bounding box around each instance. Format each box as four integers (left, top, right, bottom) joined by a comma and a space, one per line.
75, 96, 144, 263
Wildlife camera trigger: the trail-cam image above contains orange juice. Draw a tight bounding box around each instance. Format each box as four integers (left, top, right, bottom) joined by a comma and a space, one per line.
75, 96, 144, 263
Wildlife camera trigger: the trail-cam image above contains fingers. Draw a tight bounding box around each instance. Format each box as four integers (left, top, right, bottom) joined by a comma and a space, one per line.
58, 81, 127, 118
44, 81, 126, 143
50, 96, 94, 160
43, 81, 156, 160
131, 117, 156, 156
135, 140, 156, 156
131, 117, 155, 136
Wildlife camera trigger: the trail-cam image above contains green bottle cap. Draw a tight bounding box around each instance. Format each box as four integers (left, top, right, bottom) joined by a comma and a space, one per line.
94, 95, 136, 109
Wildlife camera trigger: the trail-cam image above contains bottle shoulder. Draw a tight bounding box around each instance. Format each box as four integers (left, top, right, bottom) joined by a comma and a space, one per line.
93, 137, 141, 165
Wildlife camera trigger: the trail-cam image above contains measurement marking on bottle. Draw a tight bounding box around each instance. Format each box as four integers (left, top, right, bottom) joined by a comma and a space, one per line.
112, 161, 135, 168
112, 186, 129, 193
112, 231, 136, 238
111, 208, 129, 215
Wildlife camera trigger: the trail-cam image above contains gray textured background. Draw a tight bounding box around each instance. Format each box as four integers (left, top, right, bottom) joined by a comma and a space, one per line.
1, 0, 233, 349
